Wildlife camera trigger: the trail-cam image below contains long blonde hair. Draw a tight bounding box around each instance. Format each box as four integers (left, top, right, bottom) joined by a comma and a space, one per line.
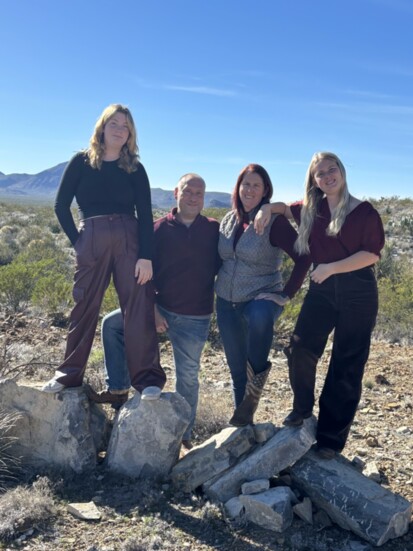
295, 152, 350, 255
87, 104, 139, 173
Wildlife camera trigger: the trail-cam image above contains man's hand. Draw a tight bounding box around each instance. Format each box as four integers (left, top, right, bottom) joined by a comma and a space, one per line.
255, 292, 290, 306
154, 306, 168, 333
135, 259, 153, 285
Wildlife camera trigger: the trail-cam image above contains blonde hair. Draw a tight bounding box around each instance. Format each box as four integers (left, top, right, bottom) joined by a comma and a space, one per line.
295, 152, 350, 255
87, 104, 139, 173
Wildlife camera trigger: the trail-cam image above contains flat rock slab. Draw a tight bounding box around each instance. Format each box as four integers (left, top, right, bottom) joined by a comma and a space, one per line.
171, 425, 256, 492
106, 391, 191, 479
203, 418, 316, 503
0, 380, 109, 473
239, 487, 296, 532
290, 450, 412, 546
67, 501, 101, 520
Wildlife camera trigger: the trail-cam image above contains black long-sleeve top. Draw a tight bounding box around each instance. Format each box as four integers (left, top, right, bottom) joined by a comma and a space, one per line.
54, 152, 154, 259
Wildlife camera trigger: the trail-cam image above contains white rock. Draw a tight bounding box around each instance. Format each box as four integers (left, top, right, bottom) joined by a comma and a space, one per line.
239, 487, 295, 532
67, 501, 101, 520
106, 391, 191, 478
0, 380, 109, 473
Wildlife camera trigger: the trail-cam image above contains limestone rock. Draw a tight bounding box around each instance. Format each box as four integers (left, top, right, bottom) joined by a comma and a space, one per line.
224, 496, 245, 519
0, 380, 109, 473
203, 418, 316, 503
253, 422, 277, 443
364, 461, 381, 482
239, 487, 295, 532
241, 479, 270, 495
106, 391, 191, 479
293, 496, 313, 524
171, 425, 256, 492
67, 501, 101, 520
290, 450, 412, 546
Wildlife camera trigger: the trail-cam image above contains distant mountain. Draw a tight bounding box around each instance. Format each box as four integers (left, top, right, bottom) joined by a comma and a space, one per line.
0, 163, 231, 208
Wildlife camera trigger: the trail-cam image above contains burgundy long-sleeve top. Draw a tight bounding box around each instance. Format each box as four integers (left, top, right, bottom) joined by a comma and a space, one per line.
290, 199, 385, 264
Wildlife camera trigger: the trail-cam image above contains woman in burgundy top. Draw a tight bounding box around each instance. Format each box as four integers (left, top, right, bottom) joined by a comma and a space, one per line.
256, 152, 384, 458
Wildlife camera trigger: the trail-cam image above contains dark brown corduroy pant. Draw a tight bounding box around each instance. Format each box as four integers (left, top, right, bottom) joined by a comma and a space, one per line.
54, 214, 166, 392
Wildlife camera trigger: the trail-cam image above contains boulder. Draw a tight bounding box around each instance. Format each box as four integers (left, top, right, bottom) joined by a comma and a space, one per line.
203, 418, 316, 502
106, 391, 190, 478
0, 380, 109, 473
290, 450, 412, 546
239, 487, 296, 532
171, 425, 256, 492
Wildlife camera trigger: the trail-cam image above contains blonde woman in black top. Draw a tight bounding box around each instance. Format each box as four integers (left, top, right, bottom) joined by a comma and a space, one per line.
42, 104, 166, 400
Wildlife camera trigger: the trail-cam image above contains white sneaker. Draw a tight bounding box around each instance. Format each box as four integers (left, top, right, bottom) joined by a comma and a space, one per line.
141, 386, 162, 401
41, 378, 65, 393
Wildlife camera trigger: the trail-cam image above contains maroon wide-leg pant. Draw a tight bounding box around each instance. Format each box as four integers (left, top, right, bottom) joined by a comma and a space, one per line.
54, 214, 166, 392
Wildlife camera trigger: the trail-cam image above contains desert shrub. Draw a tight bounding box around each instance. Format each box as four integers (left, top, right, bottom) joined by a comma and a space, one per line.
376, 243, 405, 282
376, 273, 413, 343
0, 263, 34, 312
0, 410, 20, 491
0, 477, 55, 542
0, 242, 15, 266
32, 273, 73, 315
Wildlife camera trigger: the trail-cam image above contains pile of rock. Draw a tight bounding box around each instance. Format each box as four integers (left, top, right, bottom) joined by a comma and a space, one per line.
1, 381, 411, 547
171, 422, 412, 546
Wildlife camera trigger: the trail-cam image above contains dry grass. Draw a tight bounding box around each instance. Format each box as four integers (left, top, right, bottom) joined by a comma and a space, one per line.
0, 409, 21, 491
0, 476, 55, 542
193, 390, 231, 443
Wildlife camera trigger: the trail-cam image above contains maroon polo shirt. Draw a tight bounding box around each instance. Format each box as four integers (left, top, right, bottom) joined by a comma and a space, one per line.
152, 209, 220, 315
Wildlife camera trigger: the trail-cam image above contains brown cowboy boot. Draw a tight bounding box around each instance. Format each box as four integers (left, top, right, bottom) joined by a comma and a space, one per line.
229, 362, 271, 427
83, 384, 129, 407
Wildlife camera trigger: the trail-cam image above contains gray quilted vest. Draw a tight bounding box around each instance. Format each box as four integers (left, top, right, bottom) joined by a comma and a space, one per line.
215, 210, 284, 302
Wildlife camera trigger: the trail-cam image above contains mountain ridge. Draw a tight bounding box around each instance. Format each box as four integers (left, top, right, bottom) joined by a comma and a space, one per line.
0, 163, 231, 208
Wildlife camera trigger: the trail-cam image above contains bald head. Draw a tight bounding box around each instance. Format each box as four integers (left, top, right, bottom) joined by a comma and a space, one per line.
174, 173, 206, 225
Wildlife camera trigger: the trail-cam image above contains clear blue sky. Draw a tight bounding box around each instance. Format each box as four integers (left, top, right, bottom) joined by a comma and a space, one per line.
1, 0, 412, 201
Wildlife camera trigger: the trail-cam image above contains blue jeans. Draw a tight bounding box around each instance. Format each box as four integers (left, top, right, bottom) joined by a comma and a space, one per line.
216, 296, 283, 407
101, 306, 211, 441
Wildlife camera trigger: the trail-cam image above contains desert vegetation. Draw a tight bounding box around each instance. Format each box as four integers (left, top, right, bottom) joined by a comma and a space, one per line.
0, 198, 411, 341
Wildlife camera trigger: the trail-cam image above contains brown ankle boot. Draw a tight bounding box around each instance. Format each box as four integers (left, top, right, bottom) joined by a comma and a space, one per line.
229, 362, 271, 427
83, 384, 129, 406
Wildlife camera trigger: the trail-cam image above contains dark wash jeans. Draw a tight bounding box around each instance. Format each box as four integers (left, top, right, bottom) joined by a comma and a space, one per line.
54, 214, 166, 392
289, 267, 378, 451
216, 296, 283, 407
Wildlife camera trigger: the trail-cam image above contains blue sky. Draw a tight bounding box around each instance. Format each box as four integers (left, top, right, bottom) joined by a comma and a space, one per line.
1, 0, 412, 201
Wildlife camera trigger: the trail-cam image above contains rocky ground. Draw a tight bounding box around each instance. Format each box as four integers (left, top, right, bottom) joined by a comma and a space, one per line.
0, 314, 412, 551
